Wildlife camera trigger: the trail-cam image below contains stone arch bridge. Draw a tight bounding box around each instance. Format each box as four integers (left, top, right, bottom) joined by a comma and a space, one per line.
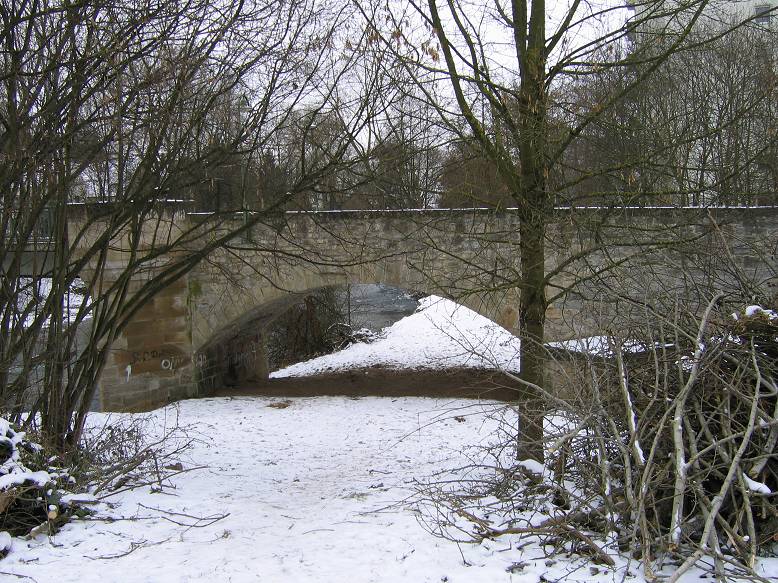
62, 205, 776, 411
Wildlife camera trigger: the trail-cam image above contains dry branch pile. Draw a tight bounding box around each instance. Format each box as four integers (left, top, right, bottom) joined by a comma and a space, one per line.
415, 302, 778, 581
0, 418, 89, 549
0, 414, 193, 560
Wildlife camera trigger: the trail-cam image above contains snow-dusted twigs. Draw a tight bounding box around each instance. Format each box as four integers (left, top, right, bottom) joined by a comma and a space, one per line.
614, 341, 644, 470
83, 507, 229, 561
416, 295, 778, 581
137, 504, 229, 529
0, 571, 39, 582
668, 341, 765, 583
78, 415, 196, 498
85, 538, 172, 561
482, 517, 616, 568
668, 294, 724, 548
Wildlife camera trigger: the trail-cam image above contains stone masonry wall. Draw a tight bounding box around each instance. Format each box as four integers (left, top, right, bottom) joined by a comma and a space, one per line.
66, 206, 776, 411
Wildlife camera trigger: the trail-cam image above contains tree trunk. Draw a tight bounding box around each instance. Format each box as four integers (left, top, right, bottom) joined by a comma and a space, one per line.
517, 202, 547, 462
515, 0, 548, 462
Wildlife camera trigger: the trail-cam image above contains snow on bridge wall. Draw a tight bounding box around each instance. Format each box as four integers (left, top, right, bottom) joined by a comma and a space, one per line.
64, 206, 777, 411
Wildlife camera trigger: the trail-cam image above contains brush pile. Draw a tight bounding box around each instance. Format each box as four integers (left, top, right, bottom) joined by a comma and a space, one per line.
0, 419, 92, 556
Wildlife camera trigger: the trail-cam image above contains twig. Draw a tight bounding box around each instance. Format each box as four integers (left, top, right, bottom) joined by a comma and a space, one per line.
0, 572, 40, 582
137, 503, 229, 529
484, 522, 616, 567
85, 537, 173, 560
98, 465, 208, 499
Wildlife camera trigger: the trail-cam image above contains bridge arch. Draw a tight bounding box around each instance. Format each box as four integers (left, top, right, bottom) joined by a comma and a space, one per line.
95, 207, 526, 412
189, 272, 521, 397
187, 263, 521, 357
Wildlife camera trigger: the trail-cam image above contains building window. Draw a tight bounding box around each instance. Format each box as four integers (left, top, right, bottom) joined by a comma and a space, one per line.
754, 4, 773, 25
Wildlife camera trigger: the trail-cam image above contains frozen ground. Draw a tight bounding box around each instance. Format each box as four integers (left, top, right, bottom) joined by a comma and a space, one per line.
0, 396, 553, 582
5, 299, 777, 581
272, 296, 521, 378
4, 396, 775, 583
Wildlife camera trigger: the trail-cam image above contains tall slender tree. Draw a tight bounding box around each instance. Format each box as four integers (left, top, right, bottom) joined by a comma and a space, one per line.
356, 0, 763, 460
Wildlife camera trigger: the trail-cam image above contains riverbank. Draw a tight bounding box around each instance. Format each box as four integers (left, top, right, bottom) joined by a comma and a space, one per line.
216, 367, 523, 401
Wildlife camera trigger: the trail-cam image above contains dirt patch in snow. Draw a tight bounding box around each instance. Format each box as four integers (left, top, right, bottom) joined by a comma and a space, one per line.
214, 367, 524, 401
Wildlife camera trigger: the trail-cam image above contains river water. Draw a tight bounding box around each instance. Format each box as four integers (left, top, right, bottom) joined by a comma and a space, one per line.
340, 284, 421, 332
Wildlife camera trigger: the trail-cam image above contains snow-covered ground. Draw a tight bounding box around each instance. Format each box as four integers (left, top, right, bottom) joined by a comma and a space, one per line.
4, 294, 778, 581
5, 396, 775, 582
0, 396, 541, 582
272, 296, 521, 378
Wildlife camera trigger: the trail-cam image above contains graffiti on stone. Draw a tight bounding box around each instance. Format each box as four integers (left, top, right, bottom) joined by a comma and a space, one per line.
161, 355, 186, 371
193, 352, 208, 370
130, 350, 161, 364
227, 340, 260, 370
125, 347, 189, 375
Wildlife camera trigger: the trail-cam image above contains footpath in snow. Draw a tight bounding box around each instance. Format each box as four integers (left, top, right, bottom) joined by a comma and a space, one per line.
6, 396, 771, 583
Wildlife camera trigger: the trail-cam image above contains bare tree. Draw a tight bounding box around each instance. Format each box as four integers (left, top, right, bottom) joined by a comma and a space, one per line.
561, 24, 778, 207
0, 0, 383, 448
354, 0, 772, 460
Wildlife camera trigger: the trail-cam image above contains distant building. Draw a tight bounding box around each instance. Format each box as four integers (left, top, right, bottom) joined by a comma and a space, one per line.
739, 0, 778, 26
626, 0, 777, 33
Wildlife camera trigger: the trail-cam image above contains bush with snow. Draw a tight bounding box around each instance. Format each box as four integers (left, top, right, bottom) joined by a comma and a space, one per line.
0, 412, 191, 559
0, 418, 90, 550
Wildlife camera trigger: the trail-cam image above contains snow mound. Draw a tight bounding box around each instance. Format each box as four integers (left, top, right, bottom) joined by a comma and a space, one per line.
271, 295, 520, 378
